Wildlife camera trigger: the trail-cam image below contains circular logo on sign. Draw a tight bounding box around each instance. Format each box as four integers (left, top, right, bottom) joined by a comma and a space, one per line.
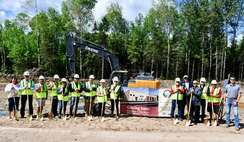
163, 90, 171, 98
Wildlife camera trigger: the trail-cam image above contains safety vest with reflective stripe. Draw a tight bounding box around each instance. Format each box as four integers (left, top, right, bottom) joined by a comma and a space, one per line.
20, 79, 34, 95
198, 84, 208, 99
84, 82, 97, 97
35, 83, 47, 99
97, 86, 108, 103
58, 85, 69, 101
171, 85, 183, 100
49, 81, 61, 97
70, 81, 82, 97
208, 86, 220, 103
110, 84, 121, 99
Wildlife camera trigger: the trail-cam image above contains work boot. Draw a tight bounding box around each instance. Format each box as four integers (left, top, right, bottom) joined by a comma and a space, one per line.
58, 115, 61, 119
225, 124, 230, 128
235, 127, 240, 131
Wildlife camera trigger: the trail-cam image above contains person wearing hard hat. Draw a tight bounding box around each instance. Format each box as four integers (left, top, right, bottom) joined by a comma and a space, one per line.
198, 77, 210, 122
180, 75, 193, 119
187, 80, 202, 125
69, 74, 83, 117
207, 80, 222, 126
48, 74, 61, 117
83, 75, 98, 118
170, 77, 185, 120
97, 79, 108, 117
57, 78, 70, 119
109, 76, 121, 118
35, 76, 48, 118
19, 71, 34, 118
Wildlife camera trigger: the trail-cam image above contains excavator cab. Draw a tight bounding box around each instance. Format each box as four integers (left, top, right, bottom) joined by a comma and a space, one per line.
109, 71, 129, 87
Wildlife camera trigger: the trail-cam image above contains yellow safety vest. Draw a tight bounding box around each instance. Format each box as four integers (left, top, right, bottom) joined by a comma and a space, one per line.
84, 82, 97, 97
20, 79, 34, 95
49, 81, 61, 97
70, 81, 82, 97
208, 87, 220, 103
97, 86, 108, 103
198, 84, 208, 99
58, 85, 69, 101
171, 85, 183, 100
35, 83, 47, 99
110, 84, 121, 99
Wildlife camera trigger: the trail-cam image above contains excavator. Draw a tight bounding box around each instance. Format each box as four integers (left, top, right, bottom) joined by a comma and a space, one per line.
65, 34, 160, 89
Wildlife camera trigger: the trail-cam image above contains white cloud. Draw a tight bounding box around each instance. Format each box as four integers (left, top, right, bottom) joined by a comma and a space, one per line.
236, 33, 243, 44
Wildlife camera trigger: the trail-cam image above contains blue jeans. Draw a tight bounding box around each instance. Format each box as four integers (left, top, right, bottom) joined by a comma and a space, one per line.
226, 98, 239, 128
70, 97, 80, 115
200, 99, 206, 121
171, 100, 182, 119
58, 100, 67, 116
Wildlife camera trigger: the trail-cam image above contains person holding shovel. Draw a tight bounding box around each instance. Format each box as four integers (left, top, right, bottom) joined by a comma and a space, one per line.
109, 77, 121, 119
57, 78, 69, 119
69, 74, 83, 118
187, 80, 202, 125
207, 80, 222, 126
97, 79, 108, 119
170, 77, 185, 121
35, 76, 48, 119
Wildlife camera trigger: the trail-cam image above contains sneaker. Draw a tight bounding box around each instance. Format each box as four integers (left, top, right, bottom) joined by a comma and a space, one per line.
194, 122, 198, 125
235, 127, 240, 131
58, 115, 61, 119
217, 121, 219, 126
178, 118, 183, 121
8, 116, 11, 119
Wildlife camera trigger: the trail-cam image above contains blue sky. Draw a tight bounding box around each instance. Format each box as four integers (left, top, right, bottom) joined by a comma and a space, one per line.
0, 0, 243, 44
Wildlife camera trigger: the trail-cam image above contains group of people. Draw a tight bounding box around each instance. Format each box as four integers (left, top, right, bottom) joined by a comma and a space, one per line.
5, 71, 121, 120
170, 75, 242, 131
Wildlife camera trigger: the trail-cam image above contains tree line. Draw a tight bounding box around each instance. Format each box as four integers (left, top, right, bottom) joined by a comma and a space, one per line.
0, 0, 244, 82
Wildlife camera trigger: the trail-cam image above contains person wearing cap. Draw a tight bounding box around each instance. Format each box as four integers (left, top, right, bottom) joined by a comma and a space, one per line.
57, 78, 70, 119
109, 77, 121, 117
83, 75, 97, 118
198, 77, 210, 122
35, 76, 48, 118
170, 77, 185, 120
19, 71, 35, 118
224, 76, 242, 131
48, 74, 61, 117
97, 79, 108, 117
187, 80, 202, 125
180, 75, 193, 119
207, 80, 222, 126
69, 74, 83, 117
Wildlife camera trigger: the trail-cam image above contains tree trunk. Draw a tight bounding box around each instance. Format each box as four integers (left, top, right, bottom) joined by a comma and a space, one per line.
2, 40, 5, 73
209, 37, 212, 79
166, 36, 170, 79
192, 59, 195, 82
241, 61, 243, 81
215, 44, 218, 81
176, 46, 179, 78
223, 24, 228, 79
102, 58, 104, 79
220, 45, 224, 80
201, 33, 204, 77
80, 24, 83, 78
36, 3, 40, 67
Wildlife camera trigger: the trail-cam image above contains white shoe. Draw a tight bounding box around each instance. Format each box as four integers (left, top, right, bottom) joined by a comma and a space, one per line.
8, 116, 11, 119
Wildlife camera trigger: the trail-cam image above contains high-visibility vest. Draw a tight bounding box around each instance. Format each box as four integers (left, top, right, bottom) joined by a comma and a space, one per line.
110, 84, 121, 99
198, 84, 208, 99
58, 85, 69, 101
84, 82, 97, 97
208, 86, 220, 103
70, 81, 82, 97
35, 83, 47, 99
20, 79, 34, 95
97, 86, 108, 103
49, 81, 61, 97
171, 85, 183, 100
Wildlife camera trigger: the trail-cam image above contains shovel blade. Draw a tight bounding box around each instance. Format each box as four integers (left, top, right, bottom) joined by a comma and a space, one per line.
115, 115, 118, 121
40, 117, 44, 121
63, 116, 67, 121
15, 115, 19, 121
87, 116, 92, 121
186, 120, 191, 127
204, 119, 210, 126
48, 113, 52, 119
173, 118, 178, 124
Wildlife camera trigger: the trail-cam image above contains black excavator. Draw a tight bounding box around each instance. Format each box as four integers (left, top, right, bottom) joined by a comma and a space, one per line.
66, 34, 129, 86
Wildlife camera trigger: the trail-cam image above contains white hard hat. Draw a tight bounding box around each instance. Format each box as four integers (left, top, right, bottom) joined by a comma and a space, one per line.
175, 77, 181, 82
183, 75, 188, 78
39, 75, 45, 80
100, 79, 105, 83
200, 77, 206, 82
24, 71, 30, 76
113, 77, 119, 82
61, 78, 67, 82
74, 74, 80, 79
54, 74, 59, 79
211, 80, 217, 85
89, 75, 95, 79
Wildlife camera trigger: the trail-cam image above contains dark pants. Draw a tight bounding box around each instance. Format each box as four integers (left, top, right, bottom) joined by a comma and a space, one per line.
58, 100, 67, 116
98, 102, 106, 117
111, 99, 119, 115
200, 99, 206, 121
170, 100, 182, 119
84, 96, 95, 115
70, 97, 80, 116
20, 95, 33, 117
190, 104, 200, 123
181, 93, 187, 118
51, 97, 58, 116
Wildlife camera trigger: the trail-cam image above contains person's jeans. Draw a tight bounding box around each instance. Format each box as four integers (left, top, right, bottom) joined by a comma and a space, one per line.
170, 100, 182, 119
58, 100, 67, 116
70, 97, 80, 116
51, 97, 58, 116
226, 98, 239, 128
200, 99, 206, 121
